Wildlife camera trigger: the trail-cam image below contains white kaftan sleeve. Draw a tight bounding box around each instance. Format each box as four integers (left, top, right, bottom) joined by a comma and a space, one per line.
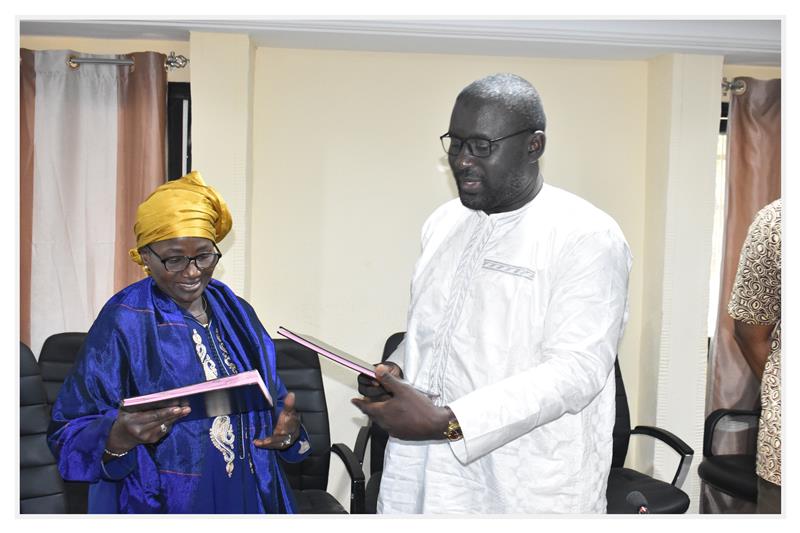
447, 228, 631, 464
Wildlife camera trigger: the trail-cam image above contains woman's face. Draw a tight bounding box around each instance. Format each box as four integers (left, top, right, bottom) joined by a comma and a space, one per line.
141, 236, 218, 310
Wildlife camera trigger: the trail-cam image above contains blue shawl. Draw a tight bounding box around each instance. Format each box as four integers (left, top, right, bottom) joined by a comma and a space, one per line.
47, 277, 306, 513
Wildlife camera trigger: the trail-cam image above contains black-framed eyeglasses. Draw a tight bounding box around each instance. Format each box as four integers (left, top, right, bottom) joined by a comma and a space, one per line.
439, 128, 535, 158
146, 244, 222, 273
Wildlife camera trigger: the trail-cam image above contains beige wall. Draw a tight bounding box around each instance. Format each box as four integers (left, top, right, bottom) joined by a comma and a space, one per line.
189, 32, 255, 296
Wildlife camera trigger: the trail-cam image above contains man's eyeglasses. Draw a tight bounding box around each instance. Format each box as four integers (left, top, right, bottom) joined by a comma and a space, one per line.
439, 128, 535, 158
146, 244, 222, 273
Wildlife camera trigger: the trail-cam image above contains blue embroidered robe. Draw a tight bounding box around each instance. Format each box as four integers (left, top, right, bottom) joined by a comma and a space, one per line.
47, 278, 310, 513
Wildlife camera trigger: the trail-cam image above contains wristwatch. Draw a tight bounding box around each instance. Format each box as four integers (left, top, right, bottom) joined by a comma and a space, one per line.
444, 417, 463, 442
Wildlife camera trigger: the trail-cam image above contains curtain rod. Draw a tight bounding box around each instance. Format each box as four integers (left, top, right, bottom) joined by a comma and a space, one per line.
67, 51, 189, 71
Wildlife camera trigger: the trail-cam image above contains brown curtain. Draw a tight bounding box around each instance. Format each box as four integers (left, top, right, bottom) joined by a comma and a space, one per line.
114, 52, 167, 292
20, 49, 35, 347
702, 77, 781, 512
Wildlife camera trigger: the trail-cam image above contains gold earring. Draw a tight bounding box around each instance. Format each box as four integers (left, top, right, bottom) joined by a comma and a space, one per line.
143, 265, 151, 275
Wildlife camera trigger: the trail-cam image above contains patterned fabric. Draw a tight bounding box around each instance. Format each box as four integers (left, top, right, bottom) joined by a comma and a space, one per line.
727, 199, 781, 486
380, 184, 632, 513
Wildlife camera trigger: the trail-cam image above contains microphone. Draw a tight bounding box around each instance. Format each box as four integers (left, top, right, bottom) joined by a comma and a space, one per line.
625, 491, 649, 514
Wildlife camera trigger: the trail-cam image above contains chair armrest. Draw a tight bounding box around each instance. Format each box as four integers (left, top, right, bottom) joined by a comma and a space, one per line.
631, 425, 694, 488
331, 442, 366, 514
353, 424, 371, 465
632, 426, 693, 457
703, 408, 760, 458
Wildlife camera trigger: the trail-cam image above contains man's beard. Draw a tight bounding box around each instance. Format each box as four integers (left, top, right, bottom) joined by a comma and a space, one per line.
456, 171, 526, 212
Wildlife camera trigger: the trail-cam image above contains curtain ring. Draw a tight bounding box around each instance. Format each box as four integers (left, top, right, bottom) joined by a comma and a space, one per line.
731, 79, 747, 96
67, 56, 80, 70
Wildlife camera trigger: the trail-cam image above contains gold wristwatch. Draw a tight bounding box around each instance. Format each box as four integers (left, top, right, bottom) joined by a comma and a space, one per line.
444, 417, 463, 442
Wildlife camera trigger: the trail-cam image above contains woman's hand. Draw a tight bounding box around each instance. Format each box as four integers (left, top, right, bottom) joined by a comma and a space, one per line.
253, 392, 301, 450
105, 405, 192, 456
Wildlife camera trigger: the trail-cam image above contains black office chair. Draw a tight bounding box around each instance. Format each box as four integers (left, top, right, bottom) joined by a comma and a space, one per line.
606, 358, 693, 513
20, 342, 68, 513
36, 332, 90, 514
38, 332, 87, 404
352, 331, 403, 513
697, 409, 759, 505
273, 338, 366, 513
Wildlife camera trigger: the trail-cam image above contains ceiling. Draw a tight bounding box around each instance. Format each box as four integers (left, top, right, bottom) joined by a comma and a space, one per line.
19, 19, 782, 66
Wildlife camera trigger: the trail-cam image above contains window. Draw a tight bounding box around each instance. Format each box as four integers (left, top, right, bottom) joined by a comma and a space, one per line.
167, 82, 192, 181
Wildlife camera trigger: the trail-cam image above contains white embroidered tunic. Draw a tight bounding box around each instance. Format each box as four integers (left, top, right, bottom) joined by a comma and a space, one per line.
379, 184, 632, 514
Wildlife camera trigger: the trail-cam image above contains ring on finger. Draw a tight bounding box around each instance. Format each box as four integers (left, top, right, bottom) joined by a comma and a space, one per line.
160, 423, 168, 434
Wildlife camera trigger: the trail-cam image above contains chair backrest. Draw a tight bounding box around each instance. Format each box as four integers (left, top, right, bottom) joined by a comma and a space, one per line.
611, 357, 631, 469
20, 342, 67, 514
382, 332, 405, 362
367, 332, 404, 474
39, 332, 87, 405
273, 338, 331, 491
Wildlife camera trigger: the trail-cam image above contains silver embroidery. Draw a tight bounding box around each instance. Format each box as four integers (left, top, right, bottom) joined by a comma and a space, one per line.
193, 328, 218, 381
429, 215, 495, 405
482, 258, 536, 280
215, 328, 239, 375
209, 415, 236, 478
193, 328, 235, 476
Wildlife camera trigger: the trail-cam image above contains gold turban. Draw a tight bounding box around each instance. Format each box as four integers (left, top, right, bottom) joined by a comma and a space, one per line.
129, 171, 232, 266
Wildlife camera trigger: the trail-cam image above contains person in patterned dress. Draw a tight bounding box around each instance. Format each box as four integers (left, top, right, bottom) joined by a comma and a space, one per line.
48, 171, 311, 513
728, 198, 781, 514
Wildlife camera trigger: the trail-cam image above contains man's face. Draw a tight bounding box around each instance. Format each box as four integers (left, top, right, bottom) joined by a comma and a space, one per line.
447, 96, 542, 214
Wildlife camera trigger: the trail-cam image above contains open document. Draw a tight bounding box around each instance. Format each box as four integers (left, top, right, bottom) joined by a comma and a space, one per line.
120, 369, 273, 421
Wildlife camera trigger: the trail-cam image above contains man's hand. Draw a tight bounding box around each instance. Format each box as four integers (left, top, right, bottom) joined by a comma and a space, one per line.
106, 405, 192, 456
253, 392, 302, 449
357, 362, 403, 402
352, 366, 450, 441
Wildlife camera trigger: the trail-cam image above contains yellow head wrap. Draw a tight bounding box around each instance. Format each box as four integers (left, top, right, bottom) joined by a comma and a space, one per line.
129, 171, 233, 266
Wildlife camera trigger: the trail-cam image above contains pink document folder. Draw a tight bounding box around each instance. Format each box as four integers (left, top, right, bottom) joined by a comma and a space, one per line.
276, 326, 377, 378
276, 327, 438, 398
120, 369, 273, 420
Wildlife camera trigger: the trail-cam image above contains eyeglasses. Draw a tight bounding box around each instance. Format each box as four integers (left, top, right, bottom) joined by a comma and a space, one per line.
146, 244, 222, 273
439, 128, 535, 158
